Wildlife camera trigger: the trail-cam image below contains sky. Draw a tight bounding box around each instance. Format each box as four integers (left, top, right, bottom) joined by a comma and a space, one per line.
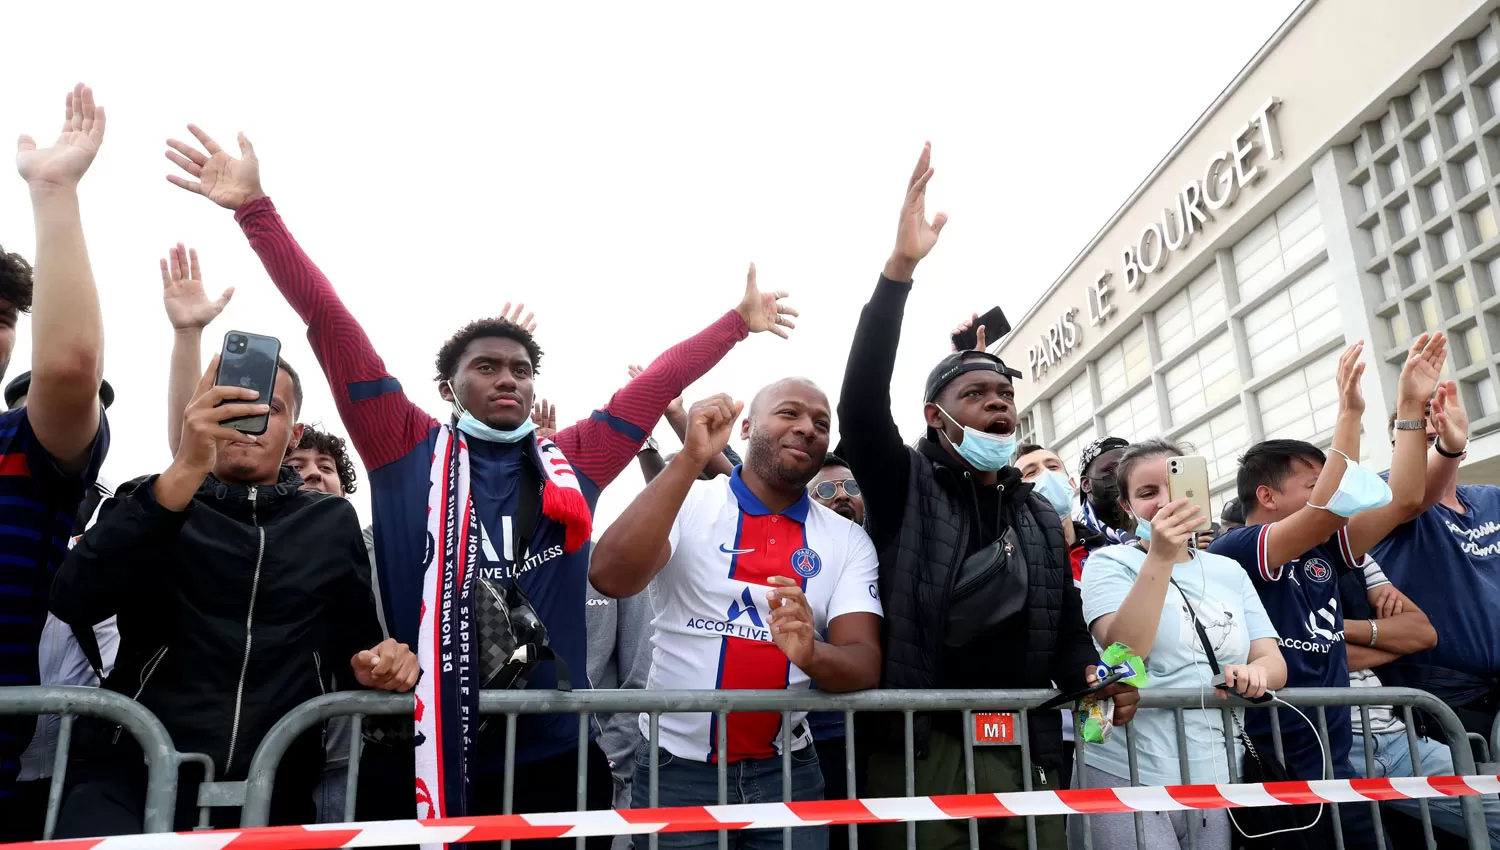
0, 0, 1304, 530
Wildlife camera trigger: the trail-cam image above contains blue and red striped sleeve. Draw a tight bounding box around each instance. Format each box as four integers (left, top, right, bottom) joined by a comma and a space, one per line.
235, 198, 436, 471
553, 310, 749, 488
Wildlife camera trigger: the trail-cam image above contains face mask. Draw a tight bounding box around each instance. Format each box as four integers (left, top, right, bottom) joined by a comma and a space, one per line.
936, 406, 1016, 471
447, 380, 538, 444
1086, 475, 1125, 524
1134, 515, 1152, 542
1307, 448, 1392, 518
1032, 470, 1074, 518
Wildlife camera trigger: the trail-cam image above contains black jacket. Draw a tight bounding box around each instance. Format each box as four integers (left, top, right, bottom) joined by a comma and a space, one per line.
838, 276, 1096, 768
51, 467, 382, 782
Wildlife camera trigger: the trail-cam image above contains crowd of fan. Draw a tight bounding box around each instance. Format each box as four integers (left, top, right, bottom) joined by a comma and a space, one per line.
2, 84, 1500, 850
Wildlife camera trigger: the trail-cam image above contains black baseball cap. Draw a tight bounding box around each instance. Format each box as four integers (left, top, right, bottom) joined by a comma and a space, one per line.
923, 351, 1022, 404
4, 371, 114, 410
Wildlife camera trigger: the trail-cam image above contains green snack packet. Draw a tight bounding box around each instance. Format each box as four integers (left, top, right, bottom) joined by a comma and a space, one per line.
1098, 642, 1150, 688
1077, 698, 1113, 744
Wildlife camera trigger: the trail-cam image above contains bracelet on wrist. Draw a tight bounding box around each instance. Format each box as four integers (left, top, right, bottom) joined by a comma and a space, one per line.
1368, 620, 1379, 648
1435, 437, 1466, 459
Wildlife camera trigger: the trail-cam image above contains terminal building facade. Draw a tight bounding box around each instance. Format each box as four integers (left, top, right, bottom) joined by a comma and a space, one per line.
997, 0, 1500, 517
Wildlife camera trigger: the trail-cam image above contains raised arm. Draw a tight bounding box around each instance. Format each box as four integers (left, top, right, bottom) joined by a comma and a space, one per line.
839, 143, 948, 539
19, 84, 107, 472
589, 395, 742, 598
629, 364, 738, 479
1346, 333, 1447, 555
553, 266, 791, 488
164, 126, 435, 469
1420, 379, 1467, 508
160, 244, 233, 455
1258, 341, 1365, 569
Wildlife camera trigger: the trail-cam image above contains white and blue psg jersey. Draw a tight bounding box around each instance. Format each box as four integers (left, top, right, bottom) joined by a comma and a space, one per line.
643, 469, 882, 763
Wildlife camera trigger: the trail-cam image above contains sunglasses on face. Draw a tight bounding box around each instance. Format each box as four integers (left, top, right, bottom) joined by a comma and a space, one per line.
812, 479, 861, 499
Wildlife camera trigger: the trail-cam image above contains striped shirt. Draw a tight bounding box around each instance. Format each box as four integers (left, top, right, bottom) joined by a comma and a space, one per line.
0, 406, 108, 793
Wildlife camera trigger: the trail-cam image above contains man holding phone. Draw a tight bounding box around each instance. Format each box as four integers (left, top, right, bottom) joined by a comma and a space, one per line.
0, 85, 112, 840
836, 144, 1135, 850
50, 355, 410, 833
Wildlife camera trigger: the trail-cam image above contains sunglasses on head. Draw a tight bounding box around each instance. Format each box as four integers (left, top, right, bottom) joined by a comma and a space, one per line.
812, 478, 861, 499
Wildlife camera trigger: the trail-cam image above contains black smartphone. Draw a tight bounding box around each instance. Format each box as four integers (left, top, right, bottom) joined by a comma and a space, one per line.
215, 330, 282, 435
951, 306, 1012, 351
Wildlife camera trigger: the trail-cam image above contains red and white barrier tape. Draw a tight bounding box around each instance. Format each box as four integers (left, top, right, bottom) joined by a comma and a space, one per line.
9, 774, 1499, 849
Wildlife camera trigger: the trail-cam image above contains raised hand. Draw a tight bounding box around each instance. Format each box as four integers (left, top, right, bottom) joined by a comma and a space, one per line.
531, 399, 557, 438
500, 301, 537, 334
173, 356, 266, 477
1396, 332, 1447, 406
1431, 379, 1469, 453
884, 142, 949, 282
735, 264, 798, 339
683, 393, 743, 466
1336, 340, 1367, 417
165, 125, 264, 210
766, 576, 816, 668
627, 364, 645, 380
161, 244, 234, 331
17, 84, 107, 190
950, 312, 987, 352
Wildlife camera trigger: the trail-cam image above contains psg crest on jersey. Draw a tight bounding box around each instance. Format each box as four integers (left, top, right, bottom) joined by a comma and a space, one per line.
1303, 558, 1333, 583
791, 547, 822, 578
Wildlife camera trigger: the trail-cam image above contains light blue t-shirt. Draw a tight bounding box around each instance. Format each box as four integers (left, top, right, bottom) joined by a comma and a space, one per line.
1080, 543, 1278, 786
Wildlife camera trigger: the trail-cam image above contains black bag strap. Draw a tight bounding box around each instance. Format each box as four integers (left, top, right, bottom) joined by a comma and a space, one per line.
1169, 575, 1222, 678
72, 622, 106, 682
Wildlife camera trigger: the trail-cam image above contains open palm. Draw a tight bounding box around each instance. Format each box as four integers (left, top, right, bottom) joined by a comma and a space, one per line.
165, 125, 264, 210
161, 244, 234, 331
735, 264, 798, 338
17, 84, 106, 189
1397, 332, 1447, 403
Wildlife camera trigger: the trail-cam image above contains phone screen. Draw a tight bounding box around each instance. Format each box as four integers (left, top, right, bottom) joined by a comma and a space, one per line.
952, 306, 1012, 351
215, 330, 282, 436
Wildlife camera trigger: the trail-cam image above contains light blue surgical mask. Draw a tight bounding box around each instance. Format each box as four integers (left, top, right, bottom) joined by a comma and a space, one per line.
936, 406, 1016, 471
1307, 448, 1392, 517
447, 380, 538, 444
1134, 515, 1152, 541
1032, 470, 1075, 519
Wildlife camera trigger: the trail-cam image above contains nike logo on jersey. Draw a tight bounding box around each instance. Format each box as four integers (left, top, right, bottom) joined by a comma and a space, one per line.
719, 543, 755, 555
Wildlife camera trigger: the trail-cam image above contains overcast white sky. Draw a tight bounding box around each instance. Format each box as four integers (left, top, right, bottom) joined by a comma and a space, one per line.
0, 1, 1302, 529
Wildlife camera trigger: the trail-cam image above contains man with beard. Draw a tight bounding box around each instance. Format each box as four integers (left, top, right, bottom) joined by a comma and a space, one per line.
590, 380, 882, 850
837, 144, 1136, 850
0, 84, 112, 840
808, 453, 862, 525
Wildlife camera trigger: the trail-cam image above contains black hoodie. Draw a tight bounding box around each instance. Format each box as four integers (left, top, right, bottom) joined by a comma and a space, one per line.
51, 466, 383, 783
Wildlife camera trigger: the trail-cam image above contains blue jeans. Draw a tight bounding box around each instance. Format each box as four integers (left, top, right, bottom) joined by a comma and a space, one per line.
1350, 729, 1500, 847
631, 745, 826, 850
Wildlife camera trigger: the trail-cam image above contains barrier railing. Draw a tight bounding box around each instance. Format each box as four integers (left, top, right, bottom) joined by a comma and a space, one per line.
0, 685, 182, 836
230, 686, 1494, 850
2, 685, 1491, 848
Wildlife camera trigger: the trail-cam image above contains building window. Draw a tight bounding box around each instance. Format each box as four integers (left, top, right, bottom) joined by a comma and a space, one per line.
1437, 226, 1463, 267
1465, 373, 1499, 417
1257, 347, 1345, 440
1442, 56, 1464, 93
1480, 26, 1500, 63
1155, 265, 1226, 363
1447, 105, 1475, 143
1393, 200, 1417, 236
1459, 154, 1485, 195
1164, 332, 1237, 425
1102, 384, 1160, 443
1383, 157, 1407, 194
1426, 180, 1450, 216
1049, 370, 1094, 438
1353, 133, 1372, 164
1232, 183, 1324, 303
1176, 404, 1251, 483
1054, 428, 1093, 481
1414, 130, 1438, 167
1095, 323, 1151, 405
1244, 261, 1342, 377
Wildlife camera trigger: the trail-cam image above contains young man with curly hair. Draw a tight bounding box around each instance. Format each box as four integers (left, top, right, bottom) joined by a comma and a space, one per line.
165, 123, 797, 843
0, 86, 112, 841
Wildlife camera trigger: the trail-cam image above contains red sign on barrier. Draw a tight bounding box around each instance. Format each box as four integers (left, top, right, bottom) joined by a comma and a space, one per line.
973, 712, 1017, 745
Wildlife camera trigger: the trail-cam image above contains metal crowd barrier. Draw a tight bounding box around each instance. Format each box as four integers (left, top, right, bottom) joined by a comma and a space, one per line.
229, 686, 1494, 850
0, 685, 183, 836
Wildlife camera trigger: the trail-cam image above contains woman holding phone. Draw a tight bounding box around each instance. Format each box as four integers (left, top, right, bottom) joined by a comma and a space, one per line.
1070, 439, 1287, 850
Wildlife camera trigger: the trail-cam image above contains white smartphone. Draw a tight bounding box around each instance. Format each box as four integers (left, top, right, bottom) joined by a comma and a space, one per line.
1167, 455, 1213, 533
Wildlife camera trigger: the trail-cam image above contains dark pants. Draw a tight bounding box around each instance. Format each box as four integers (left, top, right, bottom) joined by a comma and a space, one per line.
814, 736, 853, 850
358, 739, 616, 849
53, 756, 312, 835
632, 745, 826, 850
0, 779, 50, 841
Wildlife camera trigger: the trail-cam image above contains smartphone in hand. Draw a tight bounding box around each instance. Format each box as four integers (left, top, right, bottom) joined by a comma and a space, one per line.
952, 306, 1012, 351
215, 330, 282, 435
1168, 455, 1213, 533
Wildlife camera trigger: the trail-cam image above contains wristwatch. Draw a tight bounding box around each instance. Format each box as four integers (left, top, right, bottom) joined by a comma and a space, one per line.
638, 436, 660, 455
1392, 418, 1426, 431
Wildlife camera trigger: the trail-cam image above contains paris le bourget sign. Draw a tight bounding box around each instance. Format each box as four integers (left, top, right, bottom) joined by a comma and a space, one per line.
1026, 97, 1283, 381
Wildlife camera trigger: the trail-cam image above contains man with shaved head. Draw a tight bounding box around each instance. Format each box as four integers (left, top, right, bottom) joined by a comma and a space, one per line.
591, 379, 882, 849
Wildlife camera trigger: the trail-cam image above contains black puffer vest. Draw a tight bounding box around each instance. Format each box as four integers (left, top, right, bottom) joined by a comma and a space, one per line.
868, 439, 1072, 767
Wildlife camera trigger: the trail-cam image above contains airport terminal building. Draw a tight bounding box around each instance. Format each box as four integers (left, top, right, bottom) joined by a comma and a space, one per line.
998, 0, 1500, 516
